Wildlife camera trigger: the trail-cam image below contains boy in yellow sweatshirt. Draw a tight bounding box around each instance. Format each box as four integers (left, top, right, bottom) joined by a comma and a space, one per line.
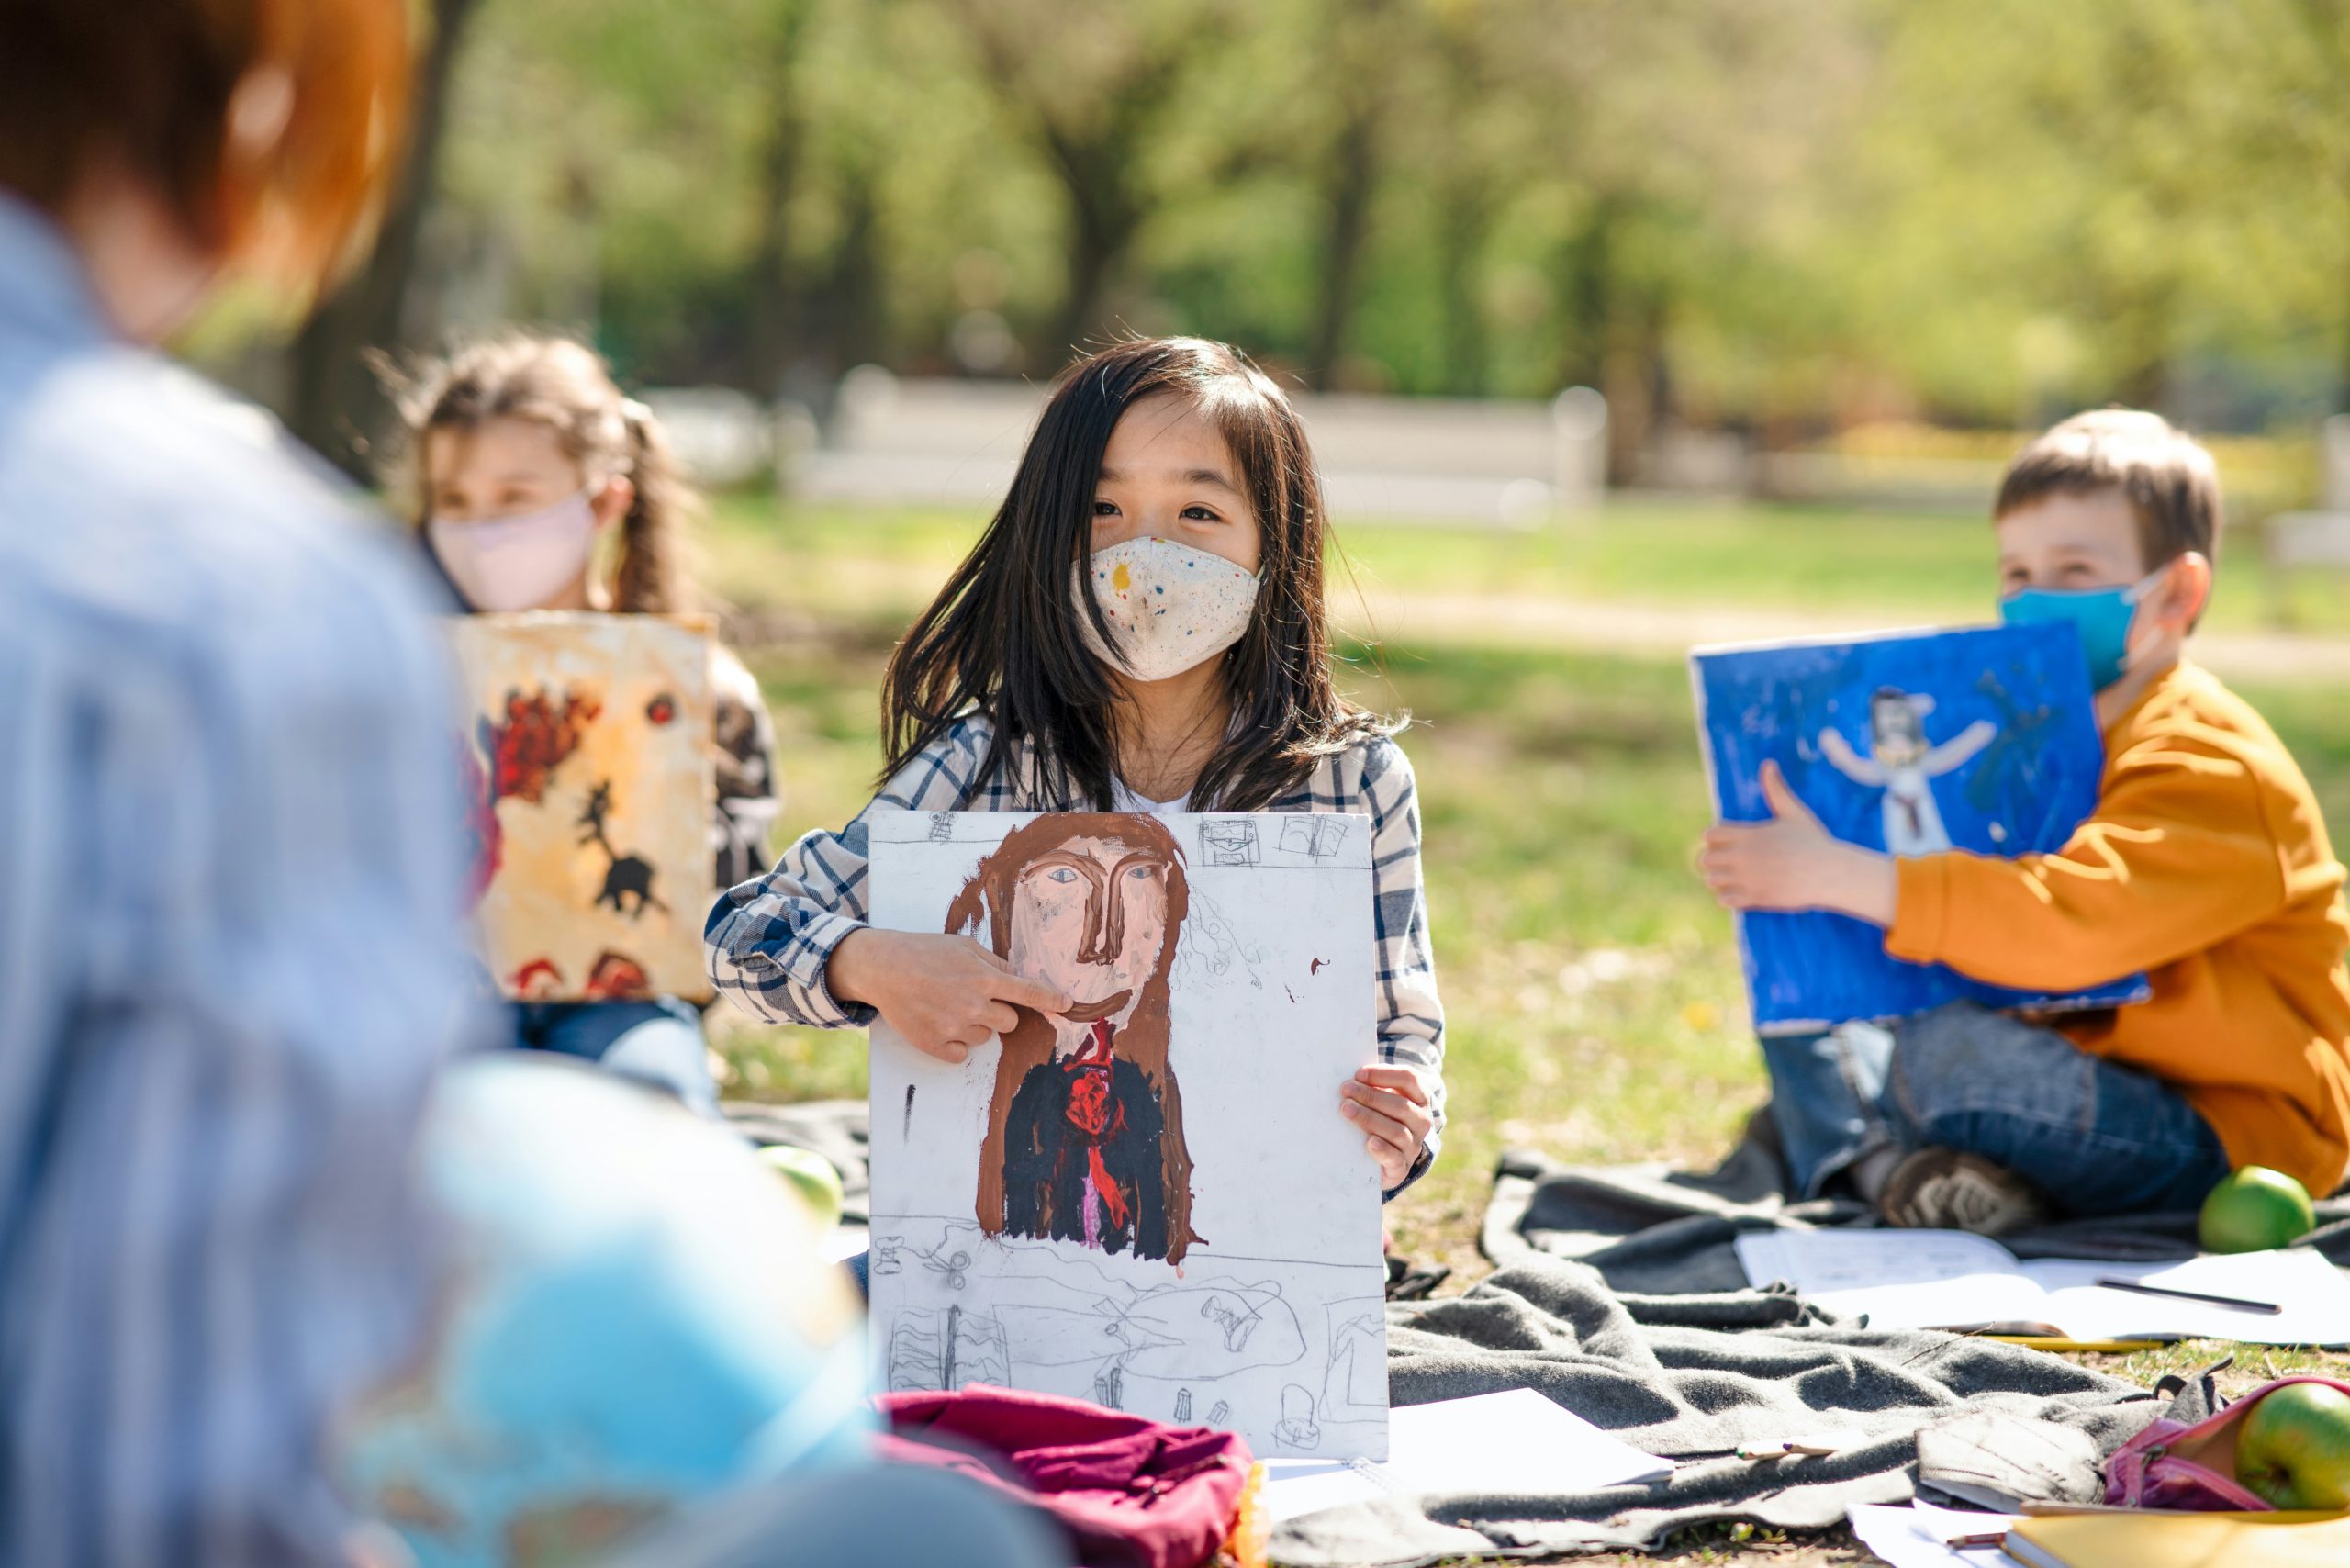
1702, 411, 2350, 1233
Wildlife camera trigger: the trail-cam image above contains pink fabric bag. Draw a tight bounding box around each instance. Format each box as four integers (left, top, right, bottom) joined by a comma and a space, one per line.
2103, 1374, 2350, 1511
877, 1384, 1255, 1568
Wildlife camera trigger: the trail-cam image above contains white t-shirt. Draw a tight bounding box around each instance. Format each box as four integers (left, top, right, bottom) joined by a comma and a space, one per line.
1110, 779, 1189, 816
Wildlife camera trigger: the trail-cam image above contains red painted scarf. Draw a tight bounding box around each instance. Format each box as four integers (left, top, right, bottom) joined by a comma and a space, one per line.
1062, 1020, 1132, 1229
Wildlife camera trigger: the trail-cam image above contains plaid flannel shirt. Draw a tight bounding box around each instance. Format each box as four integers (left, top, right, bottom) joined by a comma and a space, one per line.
705, 712, 1447, 1191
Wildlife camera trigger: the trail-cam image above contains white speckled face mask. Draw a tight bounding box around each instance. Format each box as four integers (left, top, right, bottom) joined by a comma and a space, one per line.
1073, 536, 1259, 682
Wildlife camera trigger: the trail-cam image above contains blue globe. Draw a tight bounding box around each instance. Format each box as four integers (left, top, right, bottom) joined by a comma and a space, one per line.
340, 1057, 870, 1567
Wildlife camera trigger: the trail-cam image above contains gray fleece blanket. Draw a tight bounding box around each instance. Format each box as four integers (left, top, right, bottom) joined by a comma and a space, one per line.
1272, 1256, 2161, 1565
728, 1106, 2208, 1561
1483, 1138, 2350, 1295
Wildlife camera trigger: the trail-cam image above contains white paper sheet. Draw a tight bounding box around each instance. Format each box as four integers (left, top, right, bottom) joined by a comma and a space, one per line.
2020, 1249, 2350, 1345
1262, 1389, 1673, 1522
1737, 1230, 2350, 1346
1848, 1502, 2020, 1567
867, 812, 1391, 1460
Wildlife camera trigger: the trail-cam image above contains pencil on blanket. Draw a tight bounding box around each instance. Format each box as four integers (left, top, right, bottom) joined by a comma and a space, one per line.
2091, 1276, 2282, 1315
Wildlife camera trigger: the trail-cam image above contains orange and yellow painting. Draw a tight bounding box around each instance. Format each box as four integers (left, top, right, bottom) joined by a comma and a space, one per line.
450, 613, 717, 1002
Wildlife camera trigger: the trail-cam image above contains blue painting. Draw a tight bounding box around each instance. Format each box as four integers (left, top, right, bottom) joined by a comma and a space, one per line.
1692, 622, 2148, 1033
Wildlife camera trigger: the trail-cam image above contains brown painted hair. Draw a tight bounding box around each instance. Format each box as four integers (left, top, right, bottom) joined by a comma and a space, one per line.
883, 336, 1389, 811
397, 333, 701, 614
0, 0, 408, 286
948, 813, 1198, 1265
1996, 409, 2222, 575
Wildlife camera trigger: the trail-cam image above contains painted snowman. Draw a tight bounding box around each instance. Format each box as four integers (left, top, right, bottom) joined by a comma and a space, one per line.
1818, 688, 1997, 857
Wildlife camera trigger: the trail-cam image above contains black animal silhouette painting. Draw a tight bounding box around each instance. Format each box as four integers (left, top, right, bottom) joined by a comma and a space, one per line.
578, 780, 667, 918
450, 614, 719, 1003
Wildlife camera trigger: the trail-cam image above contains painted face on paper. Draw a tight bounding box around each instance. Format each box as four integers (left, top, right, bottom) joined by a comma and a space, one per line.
1003, 833, 1173, 1041
1869, 692, 1931, 771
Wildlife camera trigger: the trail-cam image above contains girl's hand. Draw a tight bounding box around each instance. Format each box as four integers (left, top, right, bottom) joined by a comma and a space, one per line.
1342, 1064, 1435, 1191
827, 928, 1070, 1064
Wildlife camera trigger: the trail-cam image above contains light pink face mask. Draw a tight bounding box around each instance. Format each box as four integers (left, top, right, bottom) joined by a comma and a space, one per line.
428, 492, 599, 612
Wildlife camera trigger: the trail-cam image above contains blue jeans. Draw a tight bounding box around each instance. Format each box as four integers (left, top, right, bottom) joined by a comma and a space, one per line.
1761, 1001, 2230, 1216
513, 997, 719, 1117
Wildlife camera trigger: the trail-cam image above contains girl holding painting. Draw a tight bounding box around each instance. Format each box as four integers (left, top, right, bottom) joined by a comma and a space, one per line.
399, 335, 778, 1113
707, 337, 1446, 1203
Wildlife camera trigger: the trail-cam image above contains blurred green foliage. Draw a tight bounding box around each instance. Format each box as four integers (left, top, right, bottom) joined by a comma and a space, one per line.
251, 0, 2350, 442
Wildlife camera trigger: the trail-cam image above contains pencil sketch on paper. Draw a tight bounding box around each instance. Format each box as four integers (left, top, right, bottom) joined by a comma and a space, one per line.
866, 811, 1391, 1459
869, 1220, 1385, 1449
1197, 818, 1261, 867
1321, 1304, 1386, 1417
449, 612, 716, 1002
885, 1304, 1010, 1392
1278, 816, 1350, 861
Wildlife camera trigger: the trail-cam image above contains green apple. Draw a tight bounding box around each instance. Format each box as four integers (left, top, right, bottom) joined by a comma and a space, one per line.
759, 1145, 845, 1232
2198, 1165, 2316, 1254
2235, 1382, 2350, 1510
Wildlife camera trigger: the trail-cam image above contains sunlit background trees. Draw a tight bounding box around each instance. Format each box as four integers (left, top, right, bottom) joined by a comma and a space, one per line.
201, 0, 2350, 481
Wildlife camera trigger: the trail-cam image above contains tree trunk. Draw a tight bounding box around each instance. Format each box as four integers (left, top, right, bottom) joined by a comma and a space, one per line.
1596, 299, 1670, 487
1552, 197, 1617, 392
744, 2, 810, 398
1305, 109, 1376, 390
285, 0, 482, 479
1434, 185, 1490, 397
1049, 189, 1129, 372
2339, 185, 2350, 415
2110, 291, 2173, 413
822, 163, 887, 370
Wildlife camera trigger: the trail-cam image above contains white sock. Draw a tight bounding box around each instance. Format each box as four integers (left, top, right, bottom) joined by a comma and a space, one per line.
1848, 1145, 1904, 1204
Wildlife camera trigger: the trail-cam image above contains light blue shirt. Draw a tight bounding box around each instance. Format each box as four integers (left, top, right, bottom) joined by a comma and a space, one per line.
0, 193, 481, 1563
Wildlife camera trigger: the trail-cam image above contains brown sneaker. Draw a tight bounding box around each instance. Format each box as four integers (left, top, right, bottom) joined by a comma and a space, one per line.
1878, 1148, 2049, 1236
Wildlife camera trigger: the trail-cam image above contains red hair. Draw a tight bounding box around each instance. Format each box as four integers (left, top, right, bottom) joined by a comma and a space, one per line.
0, 0, 409, 286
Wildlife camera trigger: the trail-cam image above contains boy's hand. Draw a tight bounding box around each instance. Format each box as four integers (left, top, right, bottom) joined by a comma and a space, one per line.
1342, 1063, 1435, 1191
1699, 761, 1898, 925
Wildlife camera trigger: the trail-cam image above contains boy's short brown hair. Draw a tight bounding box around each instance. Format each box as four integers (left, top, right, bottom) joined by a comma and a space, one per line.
0, 0, 409, 286
1995, 409, 2222, 571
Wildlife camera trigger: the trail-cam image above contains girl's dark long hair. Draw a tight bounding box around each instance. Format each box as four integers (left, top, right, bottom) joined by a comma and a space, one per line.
882, 337, 1386, 810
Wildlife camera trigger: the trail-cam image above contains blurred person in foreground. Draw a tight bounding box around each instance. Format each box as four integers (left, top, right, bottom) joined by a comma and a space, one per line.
0, 2, 479, 1561
1703, 412, 2350, 1234
336, 1054, 1063, 1568
0, 11, 1067, 1566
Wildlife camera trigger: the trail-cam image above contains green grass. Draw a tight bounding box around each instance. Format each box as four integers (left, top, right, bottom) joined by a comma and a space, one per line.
711, 608, 2350, 1278
700, 495, 2350, 1564
711, 492, 2350, 639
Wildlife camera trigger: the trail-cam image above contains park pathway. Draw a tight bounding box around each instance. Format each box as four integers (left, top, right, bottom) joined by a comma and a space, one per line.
737, 552, 2350, 685
1344, 585, 2350, 685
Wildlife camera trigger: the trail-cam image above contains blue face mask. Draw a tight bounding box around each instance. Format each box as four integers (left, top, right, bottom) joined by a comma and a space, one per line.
1998, 567, 2166, 690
